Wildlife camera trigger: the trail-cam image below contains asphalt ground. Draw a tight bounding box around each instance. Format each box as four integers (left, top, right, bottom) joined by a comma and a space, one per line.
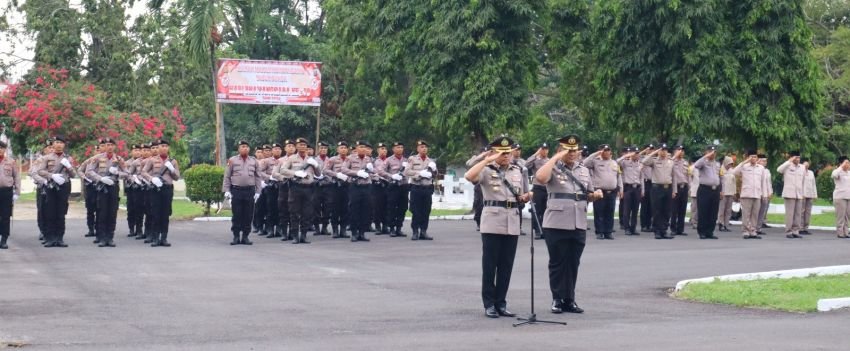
1, 219, 849, 350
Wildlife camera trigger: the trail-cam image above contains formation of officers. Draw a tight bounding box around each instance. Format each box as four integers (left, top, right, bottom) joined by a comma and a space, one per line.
222, 137, 438, 245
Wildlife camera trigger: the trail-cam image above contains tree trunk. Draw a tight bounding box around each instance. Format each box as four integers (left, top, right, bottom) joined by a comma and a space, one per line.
209, 43, 227, 166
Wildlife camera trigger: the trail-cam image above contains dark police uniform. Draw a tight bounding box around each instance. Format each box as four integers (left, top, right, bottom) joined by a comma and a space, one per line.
313, 142, 335, 236
583, 145, 622, 240
617, 148, 642, 236
33, 137, 78, 247
693, 146, 722, 239
341, 141, 374, 242
0, 145, 20, 249
85, 139, 128, 247
278, 139, 319, 244
29, 145, 50, 242
381, 142, 409, 237
222, 141, 263, 245
404, 140, 437, 240
322, 143, 351, 238
141, 139, 180, 247
641, 144, 677, 239
259, 145, 283, 237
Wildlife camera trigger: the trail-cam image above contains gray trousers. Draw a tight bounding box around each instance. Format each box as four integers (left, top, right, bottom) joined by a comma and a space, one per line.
801, 198, 814, 230
717, 195, 734, 226
689, 196, 698, 226
784, 198, 803, 235
758, 197, 770, 229
740, 198, 761, 236
835, 199, 850, 237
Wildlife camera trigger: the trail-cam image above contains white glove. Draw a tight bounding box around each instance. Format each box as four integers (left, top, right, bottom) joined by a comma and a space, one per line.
402, 162, 409, 168
419, 170, 432, 179
253, 193, 261, 202
133, 175, 142, 185
12, 195, 18, 203
391, 174, 403, 181
428, 162, 437, 171
294, 170, 307, 178
164, 161, 175, 172
100, 177, 115, 186
366, 163, 374, 172
316, 175, 325, 180
51, 174, 66, 185
357, 170, 369, 179
261, 181, 267, 189
151, 177, 163, 188
307, 158, 319, 167
109, 166, 118, 175
60, 158, 72, 168
335, 173, 349, 181
224, 191, 232, 199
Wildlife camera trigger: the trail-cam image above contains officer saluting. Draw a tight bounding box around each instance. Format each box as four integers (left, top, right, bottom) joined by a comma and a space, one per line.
583, 144, 622, 240
141, 139, 180, 247
223, 140, 262, 245
85, 138, 128, 248
0, 141, 20, 249
642, 143, 677, 239
33, 135, 78, 248
404, 140, 437, 240
465, 136, 529, 318
694, 145, 721, 239
278, 137, 320, 244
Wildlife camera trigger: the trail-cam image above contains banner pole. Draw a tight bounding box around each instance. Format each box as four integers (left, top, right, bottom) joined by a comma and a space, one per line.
315, 106, 321, 147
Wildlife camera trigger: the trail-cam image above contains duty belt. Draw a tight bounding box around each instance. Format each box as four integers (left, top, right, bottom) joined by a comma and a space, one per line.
483, 200, 519, 209
548, 192, 588, 201
700, 184, 719, 191
677, 183, 688, 188
625, 183, 640, 188
653, 183, 671, 189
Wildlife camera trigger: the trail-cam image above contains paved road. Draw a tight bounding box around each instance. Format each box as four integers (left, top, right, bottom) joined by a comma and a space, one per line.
0, 219, 848, 350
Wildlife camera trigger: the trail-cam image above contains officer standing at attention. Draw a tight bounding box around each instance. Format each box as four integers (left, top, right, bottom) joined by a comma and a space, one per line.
694, 145, 721, 239
617, 146, 642, 236
141, 139, 180, 247
313, 142, 334, 236
259, 143, 283, 237
525, 143, 550, 240
466, 147, 488, 231
124, 144, 145, 238
756, 154, 772, 234
0, 141, 20, 249
222, 140, 262, 245
252, 145, 268, 235
34, 136, 78, 248
831, 157, 850, 239
405, 140, 437, 240
688, 155, 701, 230
642, 143, 677, 239
778, 151, 806, 239
717, 156, 736, 233
273, 139, 296, 240
669, 145, 690, 236
535, 135, 602, 314
77, 143, 100, 240
583, 144, 622, 240
278, 137, 320, 244
30, 140, 52, 243
383, 142, 409, 237
464, 136, 529, 318
800, 159, 817, 235
731, 150, 770, 239
85, 138, 127, 248
323, 141, 351, 239
341, 141, 374, 242
141, 143, 156, 243
372, 143, 391, 235
638, 144, 656, 232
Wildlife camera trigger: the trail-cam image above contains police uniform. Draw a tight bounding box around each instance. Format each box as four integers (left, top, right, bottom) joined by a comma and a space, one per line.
731, 151, 770, 239
322, 142, 351, 239
717, 157, 736, 232
341, 141, 374, 242
688, 157, 701, 228
583, 145, 622, 240
778, 151, 806, 238
85, 138, 128, 247
272, 139, 296, 240
642, 143, 677, 239
404, 140, 437, 240
260, 144, 283, 237
141, 144, 157, 242
382, 142, 409, 237
252, 145, 269, 234
32, 136, 78, 247
757, 155, 772, 232
801, 162, 817, 235
639, 144, 655, 232
124, 145, 145, 238
29, 142, 51, 242
831, 157, 850, 238
372, 143, 391, 234
313, 142, 335, 236
0, 142, 20, 249
279, 138, 320, 244
465, 136, 527, 318
541, 135, 596, 314
222, 141, 263, 245
669, 146, 690, 236
466, 149, 488, 231
694, 145, 722, 239
141, 139, 180, 247
617, 147, 642, 236
525, 143, 550, 240
78, 151, 100, 239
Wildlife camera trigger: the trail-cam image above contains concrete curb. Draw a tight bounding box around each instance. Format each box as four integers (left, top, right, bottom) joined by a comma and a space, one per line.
674, 265, 850, 292
193, 214, 476, 222
817, 297, 850, 312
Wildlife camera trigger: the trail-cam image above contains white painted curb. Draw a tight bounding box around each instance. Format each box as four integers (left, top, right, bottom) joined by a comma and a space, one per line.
818, 297, 850, 312
193, 214, 476, 222
674, 265, 850, 292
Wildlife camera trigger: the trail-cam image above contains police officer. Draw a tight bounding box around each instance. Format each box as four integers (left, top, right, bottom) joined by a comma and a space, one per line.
639, 144, 655, 232
252, 145, 269, 235
694, 145, 721, 239
339, 141, 374, 242
732, 150, 770, 239
313, 142, 334, 235
259, 143, 283, 237
778, 151, 806, 238
323, 141, 352, 239
535, 135, 602, 314
372, 143, 391, 235
466, 147, 488, 231
642, 143, 677, 239
141, 143, 156, 242
278, 137, 319, 244
142, 139, 180, 247
223, 140, 262, 245
583, 144, 622, 240
617, 146, 642, 236
525, 143, 550, 240
511, 144, 529, 236
382, 142, 408, 237
124, 144, 145, 238
33, 135, 78, 248
78, 143, 100, 240
273, 139, 296, 240
0, 141, 20, 249
464, 136, 529, 318
85, 138, 127, 248
757, 154, 773, 234
30, 139, 52, 242
670, 145, 690, 236
404, 140, 437, 240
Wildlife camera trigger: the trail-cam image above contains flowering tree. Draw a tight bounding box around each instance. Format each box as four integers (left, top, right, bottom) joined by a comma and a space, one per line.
0, 66, 186, 159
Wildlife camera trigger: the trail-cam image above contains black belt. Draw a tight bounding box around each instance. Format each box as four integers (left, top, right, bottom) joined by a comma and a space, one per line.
548, 192, 587, 201
699, 184, 719, 191
677, 183, 688, 188
231, 185, 253, 190
625, 183, 640, 188
483, 200, 519, 209
351, 183, 371, 187
0, 187, 12, 191
602, 188, 619, 194
653, 183, 672, 189
532, 184, 547, 191
411, 184, 432, 189
291, 182, 314, 188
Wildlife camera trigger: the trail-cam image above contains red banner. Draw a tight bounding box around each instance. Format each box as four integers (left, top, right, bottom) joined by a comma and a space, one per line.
215, 59, 322, 106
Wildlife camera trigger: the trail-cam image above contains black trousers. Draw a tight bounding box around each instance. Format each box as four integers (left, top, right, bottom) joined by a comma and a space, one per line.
253, 190, 267, 230
650, 184, 672, 235
372, 183, 387, 227
0, 188, 12, 239
231, 187, 255, 235
622, 184, 640, 232
619, 194, 625, 228
277, 182, 290, 230
593, 189, 617, 234
126, 186, 145, 233
36, 185, 46, 236
640, 180, 653, 229
531, 185, 548, 235
543, 228, 586, 303
409, 185, 433, 231
348, 184, 371, 232
264, 184, 279, 230
481, 233, 518, 309
385, 183, 408, 228
670, 184, 689, 234
150, 185, 173, 236
697, 185, 721, 237
96, 184, 120, 242
84, 182, 98, 234
473, 183, 483, 227
44, 183, 71, 244
143, 188, 153, 237
314, 184, 334, 226
331, 183, 349, 228
289, 183, 315, 234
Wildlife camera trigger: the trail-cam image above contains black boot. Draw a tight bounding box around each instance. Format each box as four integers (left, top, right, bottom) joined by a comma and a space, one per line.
418, 230, 433, 241
381, 224, 390, 235
0, 235, 8, 249
395, 226, 406, 237
151, 233, 161, 247
128, 223, 137, 237
56, 233, 68, 247
135, 226, 145, 240
320, 224, 330, 235
143, 230, 153, 244
351, 230, 359, 242
159, 232, 171, 247
230, 233, 241, 245
358, 230, 370, 242
296, 231, 310, 244
284, 227, 297, 242
331, 224, 341, 238
341, 225, 351, 239
241, 232, 253, 245
411, 228, 420, 241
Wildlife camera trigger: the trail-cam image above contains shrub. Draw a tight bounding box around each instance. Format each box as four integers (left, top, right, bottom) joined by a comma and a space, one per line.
817, 165, 835, 202
184, 164, 225, 215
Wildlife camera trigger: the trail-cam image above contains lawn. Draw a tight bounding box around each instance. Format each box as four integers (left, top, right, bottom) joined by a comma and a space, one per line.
766, 212, 836, 227
770, 197, 832, 206
674, 274, 850, 313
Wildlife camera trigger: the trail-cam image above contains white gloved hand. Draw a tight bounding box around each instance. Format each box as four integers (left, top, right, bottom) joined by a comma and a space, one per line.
307, 158, 319, 167
164, 161, 175, 172
60, 158, 72, 168
428, 162, 437, 171
224, 191, 232, 199
100, 177, 115, 186
12, 195, 19, 202
391, 174, 403, 181
366, 163, 374, 172
294, 170, 307, 178
357, 170, 369, 179
419, 170, 432, 179
133, 175, 142, 185
109, 166, 118, 175
402, 162, 409, 168
253, 193, 261, 202
316, 175, 325, 180
51, 174, 66, 185
261, 181, 267, 189
151, 177, 163, 188
335, 173, 349, 181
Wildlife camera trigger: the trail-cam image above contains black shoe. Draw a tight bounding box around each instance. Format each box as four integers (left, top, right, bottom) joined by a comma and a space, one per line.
563, 301, 584, 314
230, 235, 240, 245
596, 233, 604, 240
151, 240, 160, 247
756, 230, 765, 235
258, 231, 268, 236
761, 223, 770, 229
394, 228, 407, 237
351, 231, 359, 242
655, 234, 663, 239
749, 235, 761, 240
786, 234, 802, 239
604, 233, 614, 240
128, 232, 137, 237
358, 234, 370, 242
641, 227, 652, 233
84, 232, 96, 237
93, 239, 101, 244
411, 229, 420, 241
799, 230, 811, 235
485, 306, 499, 318
159, 240, 171, 247
705, 235, 718, 240
55, 241, 69, 247
674, 232, 688, 236
550, 300, 563, 314
43, 242, 57, 248
497, 307, 516, 317
241, 238, 253, 245
106, 240, 116, 247
662, 233, 674, 239
418, 231, 433, 240
0, 244, 7, 249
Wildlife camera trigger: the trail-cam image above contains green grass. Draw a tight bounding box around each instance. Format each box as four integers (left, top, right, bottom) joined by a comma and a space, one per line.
675, 274, 850, 313
770, 197, 832, 206
766, 212, 836, 227
170, 200, 231, 220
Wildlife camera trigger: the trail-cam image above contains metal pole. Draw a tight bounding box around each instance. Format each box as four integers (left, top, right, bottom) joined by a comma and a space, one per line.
315, 106, 321, 147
